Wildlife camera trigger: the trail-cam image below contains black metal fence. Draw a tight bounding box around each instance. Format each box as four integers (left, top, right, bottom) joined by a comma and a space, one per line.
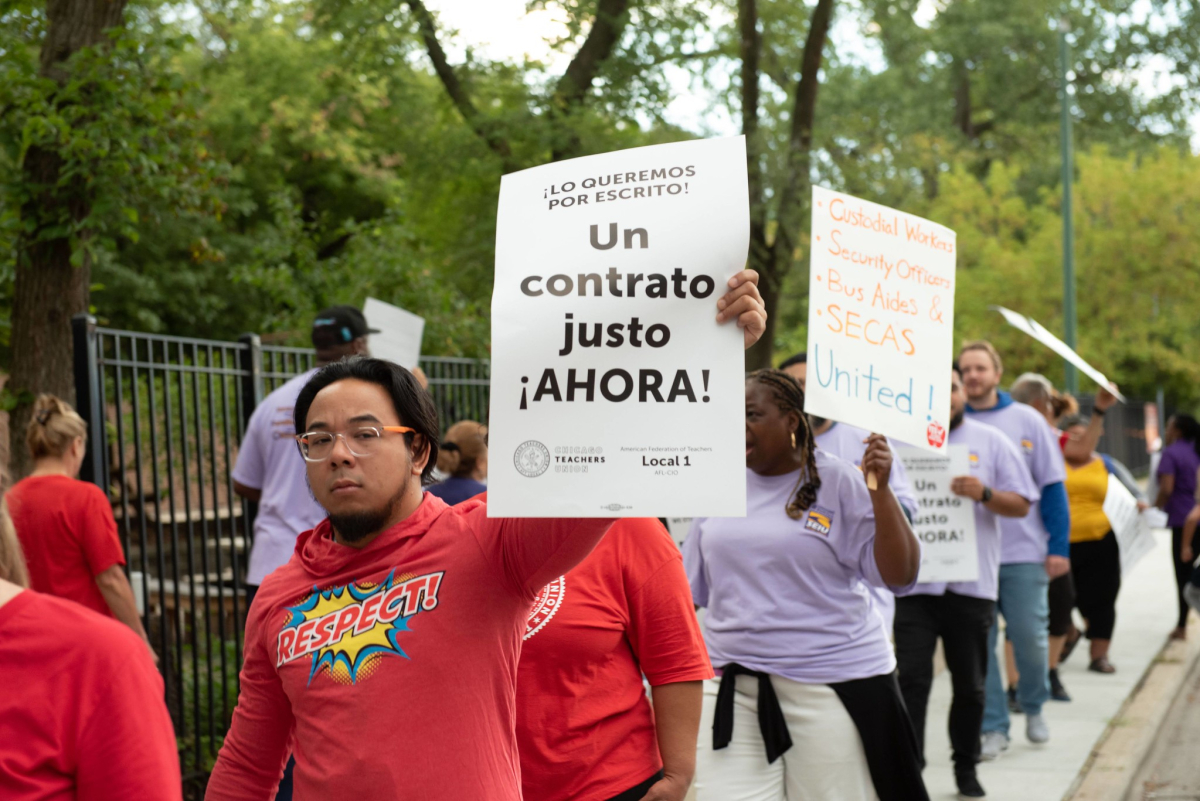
70, 314, 489, 794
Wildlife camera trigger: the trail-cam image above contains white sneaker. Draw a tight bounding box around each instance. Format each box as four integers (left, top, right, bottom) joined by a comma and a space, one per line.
1026, 713, 1050, 744
980, 731, 1009, 761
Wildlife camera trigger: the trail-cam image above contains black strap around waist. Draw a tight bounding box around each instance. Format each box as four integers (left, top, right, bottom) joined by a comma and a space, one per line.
712, 663, 793, 764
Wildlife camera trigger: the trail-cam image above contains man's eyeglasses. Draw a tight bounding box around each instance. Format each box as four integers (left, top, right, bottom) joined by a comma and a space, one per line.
295, 426, 414, 462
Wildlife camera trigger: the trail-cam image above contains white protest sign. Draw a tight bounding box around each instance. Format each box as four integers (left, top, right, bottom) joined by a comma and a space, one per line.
898, 444, 978, 583
488, 137, 750, 518
806, 187, 957, 452
993, 306, 1125, 402
363, 297, 425, 368
1102, 473, 1157, 575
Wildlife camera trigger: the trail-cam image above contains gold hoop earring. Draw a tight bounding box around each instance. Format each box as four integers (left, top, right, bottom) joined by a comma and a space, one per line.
791, 431, 797, 450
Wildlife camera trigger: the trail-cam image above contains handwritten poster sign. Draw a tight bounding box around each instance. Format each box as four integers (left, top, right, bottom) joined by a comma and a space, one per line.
898, 444, 979, 583
993, 306, 1126, 402
488, 137, 750, 518
805, 187, 957, 451
363, 297, 424, 368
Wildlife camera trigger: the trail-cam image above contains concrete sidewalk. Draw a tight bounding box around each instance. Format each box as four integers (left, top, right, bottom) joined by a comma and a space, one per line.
918, 528, 1186, 801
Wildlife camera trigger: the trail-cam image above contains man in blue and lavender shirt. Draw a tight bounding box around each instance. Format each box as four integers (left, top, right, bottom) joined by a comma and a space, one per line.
959, 340, 1070, 760
894, 365, 1038, 800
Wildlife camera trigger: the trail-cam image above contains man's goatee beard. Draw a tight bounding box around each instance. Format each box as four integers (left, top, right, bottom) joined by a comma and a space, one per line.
328, 509, 394, 543
327, 480, 410, 543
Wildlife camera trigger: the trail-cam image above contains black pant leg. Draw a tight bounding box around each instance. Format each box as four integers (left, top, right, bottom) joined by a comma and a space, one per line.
894, 595, 941, 762
939, 593, 995, 769
1048, 573, 1075, 637
1173, 527, 1192, 629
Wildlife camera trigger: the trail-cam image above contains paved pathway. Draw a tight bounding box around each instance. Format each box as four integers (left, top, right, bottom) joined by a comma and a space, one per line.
919, 528, 1184, 801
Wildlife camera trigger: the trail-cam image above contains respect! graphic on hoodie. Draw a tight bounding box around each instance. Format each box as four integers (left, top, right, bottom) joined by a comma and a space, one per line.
275, 569, 444, 684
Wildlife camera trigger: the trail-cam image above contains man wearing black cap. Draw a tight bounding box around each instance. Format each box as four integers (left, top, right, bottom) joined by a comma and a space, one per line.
235, 306, 377, 604
230, 306, 378, 800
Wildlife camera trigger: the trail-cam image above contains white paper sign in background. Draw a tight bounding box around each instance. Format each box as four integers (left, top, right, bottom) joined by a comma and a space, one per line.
488, 137, 750, 518
1102, 473, 1158, 575
898, 444, 979, 583
363, 297, 425, 368
805, 187, 957, 452
993, 306, 1125, 402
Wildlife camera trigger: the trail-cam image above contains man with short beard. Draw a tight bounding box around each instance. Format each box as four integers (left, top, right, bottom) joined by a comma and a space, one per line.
205, 274, 766, 800
958, 341, 1071, 760
893, 365, 1038, 800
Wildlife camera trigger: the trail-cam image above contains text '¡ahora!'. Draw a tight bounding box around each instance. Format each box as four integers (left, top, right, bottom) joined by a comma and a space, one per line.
517, 222, 716, 410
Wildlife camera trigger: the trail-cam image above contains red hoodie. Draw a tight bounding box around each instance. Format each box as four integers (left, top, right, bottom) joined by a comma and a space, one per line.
205, 493, 611, 800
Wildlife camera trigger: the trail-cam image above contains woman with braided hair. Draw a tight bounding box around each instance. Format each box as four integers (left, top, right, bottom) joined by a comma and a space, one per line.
683, 369, 926, 801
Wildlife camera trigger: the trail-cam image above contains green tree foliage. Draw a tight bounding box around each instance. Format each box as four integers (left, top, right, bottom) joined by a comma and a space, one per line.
2, 0, 1200, 404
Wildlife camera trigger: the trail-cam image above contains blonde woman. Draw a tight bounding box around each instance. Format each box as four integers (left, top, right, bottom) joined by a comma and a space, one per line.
7, 394, 150, 649
0, 501, 182, 799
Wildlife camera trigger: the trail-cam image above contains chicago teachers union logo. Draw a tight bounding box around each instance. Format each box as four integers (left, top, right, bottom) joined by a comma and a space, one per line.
514, 440, 551, 477
275, 570, 443, 685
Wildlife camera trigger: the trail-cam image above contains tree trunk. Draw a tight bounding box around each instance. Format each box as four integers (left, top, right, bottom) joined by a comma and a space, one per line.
7, 0, 127, 481
743, 0, 834, 371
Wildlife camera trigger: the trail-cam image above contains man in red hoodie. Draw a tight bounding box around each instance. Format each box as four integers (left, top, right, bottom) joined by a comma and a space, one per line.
205, 271, 765, 800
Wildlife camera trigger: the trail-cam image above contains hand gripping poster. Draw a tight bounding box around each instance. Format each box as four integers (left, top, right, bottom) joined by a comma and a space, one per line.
805, 187, 957, 452
488, 137, 750, 518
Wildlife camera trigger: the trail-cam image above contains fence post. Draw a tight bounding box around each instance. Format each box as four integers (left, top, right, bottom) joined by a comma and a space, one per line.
237, 333, 264, 430
72, 314, 106, 488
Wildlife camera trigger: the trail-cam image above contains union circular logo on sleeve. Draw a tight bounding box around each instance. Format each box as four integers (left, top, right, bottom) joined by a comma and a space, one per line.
514, 440, 551, 477
524, 576, 566, 640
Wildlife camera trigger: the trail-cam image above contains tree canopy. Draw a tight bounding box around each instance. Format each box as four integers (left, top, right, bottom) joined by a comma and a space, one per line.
2, 0, 1199, 409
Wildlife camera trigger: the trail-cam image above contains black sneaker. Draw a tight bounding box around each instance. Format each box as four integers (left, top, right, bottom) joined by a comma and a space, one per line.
956, 768, 987, 799
1049, 668, 1072, 702
1007, 684, 1022, 714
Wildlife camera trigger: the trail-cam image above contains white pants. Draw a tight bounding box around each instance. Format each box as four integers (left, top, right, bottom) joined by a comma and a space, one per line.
694, 675, 877, 801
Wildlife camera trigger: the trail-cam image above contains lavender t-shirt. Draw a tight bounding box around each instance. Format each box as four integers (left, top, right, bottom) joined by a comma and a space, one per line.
232, 369, 327, 586
902, 418, 1039, 601
683, 452, 918, 684
967, 400, 1065, 564
814, 422, 918, 634
1157, 439, 1200, 526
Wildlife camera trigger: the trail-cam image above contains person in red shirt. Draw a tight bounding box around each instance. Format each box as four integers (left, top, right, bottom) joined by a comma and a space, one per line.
206, 273, 764, 800
7, 394, 152, 652
0, 502, 182, 801
517, 517, 712, 801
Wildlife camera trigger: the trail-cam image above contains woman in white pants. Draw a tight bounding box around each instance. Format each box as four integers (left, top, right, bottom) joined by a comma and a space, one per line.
683, 370, 927, 801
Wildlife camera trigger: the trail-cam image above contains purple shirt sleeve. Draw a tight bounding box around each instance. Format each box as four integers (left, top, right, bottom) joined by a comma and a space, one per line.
1028, 414, 1067, 488
993, 432, 1041, 502
232, 405, 267, 490
1158, 446, 1179, 478
682, 518, 708, 608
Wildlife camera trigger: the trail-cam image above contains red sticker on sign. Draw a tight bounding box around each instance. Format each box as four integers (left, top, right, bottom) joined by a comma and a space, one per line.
926, 421, 946, 448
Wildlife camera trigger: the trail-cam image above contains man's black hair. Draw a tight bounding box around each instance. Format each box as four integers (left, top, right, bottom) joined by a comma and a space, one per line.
952, 360, 961, 377
294, 357, 440, 485
778, 352, 807, 370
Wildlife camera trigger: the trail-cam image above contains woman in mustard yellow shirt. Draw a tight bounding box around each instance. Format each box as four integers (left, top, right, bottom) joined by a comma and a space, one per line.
1060, 416, 1128, 674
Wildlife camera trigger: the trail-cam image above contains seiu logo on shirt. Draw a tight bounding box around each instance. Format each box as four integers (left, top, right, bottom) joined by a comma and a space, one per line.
276, 570, 444, 685
969, 452, 980, 467
804, 506, 835, 536
1020, 438, 1034, 453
